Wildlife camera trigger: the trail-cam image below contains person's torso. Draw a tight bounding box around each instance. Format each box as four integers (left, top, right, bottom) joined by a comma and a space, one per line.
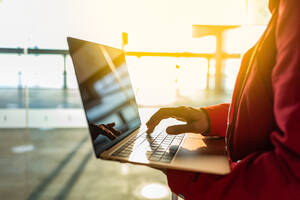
227, 11, 279, 161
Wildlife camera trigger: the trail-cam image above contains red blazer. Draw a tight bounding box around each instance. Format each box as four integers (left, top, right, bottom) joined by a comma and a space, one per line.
167, 0, 300, 199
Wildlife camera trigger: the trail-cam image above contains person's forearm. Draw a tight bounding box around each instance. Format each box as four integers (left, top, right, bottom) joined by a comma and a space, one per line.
202, 103, 229, 137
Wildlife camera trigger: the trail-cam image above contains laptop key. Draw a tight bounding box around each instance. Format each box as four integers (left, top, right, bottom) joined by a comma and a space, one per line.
149, 156, 161, 161
160, 156, 172, 163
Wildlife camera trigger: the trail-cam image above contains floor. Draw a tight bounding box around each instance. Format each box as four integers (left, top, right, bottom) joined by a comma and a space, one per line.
0, 128, 170, 200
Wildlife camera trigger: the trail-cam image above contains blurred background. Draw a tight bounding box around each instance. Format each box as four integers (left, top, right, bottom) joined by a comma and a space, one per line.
0, 0, 270, 199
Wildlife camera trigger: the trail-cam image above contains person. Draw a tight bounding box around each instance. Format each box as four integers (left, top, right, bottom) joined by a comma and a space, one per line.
146, 0, 300, 199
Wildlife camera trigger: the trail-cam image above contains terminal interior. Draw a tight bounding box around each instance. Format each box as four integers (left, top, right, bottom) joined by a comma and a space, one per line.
0, 0, 270, 199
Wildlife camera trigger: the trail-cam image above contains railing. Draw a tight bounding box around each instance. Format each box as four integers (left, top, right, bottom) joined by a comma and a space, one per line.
0, 47, 240, 91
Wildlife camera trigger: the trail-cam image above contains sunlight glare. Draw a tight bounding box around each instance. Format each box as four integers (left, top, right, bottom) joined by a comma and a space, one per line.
140, 183, 169, 199
121, 164, 129, 175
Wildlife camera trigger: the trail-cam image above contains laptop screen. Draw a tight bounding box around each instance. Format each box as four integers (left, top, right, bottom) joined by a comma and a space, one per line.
68, 38, 141, 156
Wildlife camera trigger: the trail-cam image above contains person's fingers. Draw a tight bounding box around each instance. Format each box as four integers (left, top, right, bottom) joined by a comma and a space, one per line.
147, 108, 178, 126
110, 127, 122, 136
166, 124, 193, 135
100, 125, 117, 140
146, 107, 186, 133
106, 122, 115, 128
103, 124, 121, 136
146, 108, 166, 127
103, 123, 122, 136
166, 122, 203, 135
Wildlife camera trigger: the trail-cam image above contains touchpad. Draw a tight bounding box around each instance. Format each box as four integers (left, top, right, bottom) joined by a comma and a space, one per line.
177, 137, 226, 157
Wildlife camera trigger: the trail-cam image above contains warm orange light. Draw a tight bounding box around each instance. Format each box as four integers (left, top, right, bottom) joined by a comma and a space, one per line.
67, 0, 270, 106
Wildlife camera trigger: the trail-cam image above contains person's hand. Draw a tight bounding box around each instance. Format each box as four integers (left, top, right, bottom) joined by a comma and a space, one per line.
146, 106, 209, 135
103, 123, 122, 137
89, 122, 121, 140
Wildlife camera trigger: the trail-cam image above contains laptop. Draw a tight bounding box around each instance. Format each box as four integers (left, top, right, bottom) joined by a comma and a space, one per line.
67, 37, 230, 175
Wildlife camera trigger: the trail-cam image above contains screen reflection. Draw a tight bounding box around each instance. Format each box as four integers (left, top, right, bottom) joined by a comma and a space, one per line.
70, 39, 141, 156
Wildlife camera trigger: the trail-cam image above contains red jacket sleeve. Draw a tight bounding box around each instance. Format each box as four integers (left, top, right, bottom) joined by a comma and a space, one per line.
203, 103, 229, 137
167, 0, 300, 199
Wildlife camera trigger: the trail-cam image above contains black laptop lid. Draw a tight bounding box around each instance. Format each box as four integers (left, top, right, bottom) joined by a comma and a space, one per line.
67, 37, 141, 157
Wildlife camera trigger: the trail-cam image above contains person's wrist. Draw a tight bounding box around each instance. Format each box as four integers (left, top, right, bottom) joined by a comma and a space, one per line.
200, 108, 210, 136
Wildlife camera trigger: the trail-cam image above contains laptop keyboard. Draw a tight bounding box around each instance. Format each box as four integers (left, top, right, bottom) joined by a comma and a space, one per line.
112, 130, 185, 163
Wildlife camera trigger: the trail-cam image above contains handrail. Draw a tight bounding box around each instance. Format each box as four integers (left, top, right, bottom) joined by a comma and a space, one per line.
0, 47, 240, 90
0, 47, 240, 59
0, 47, 69, 55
